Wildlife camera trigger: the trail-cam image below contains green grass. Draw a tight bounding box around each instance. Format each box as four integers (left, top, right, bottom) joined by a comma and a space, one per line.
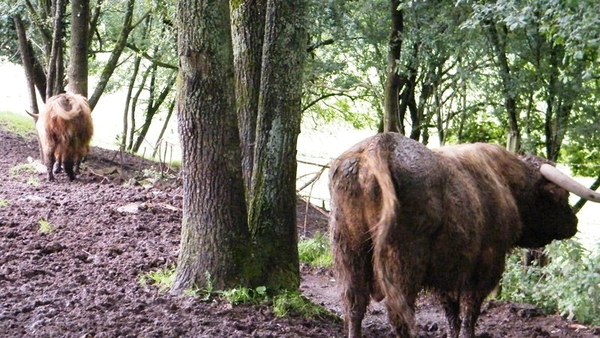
0, 111, 35, 138
9, 162, 37, 177
137, 266, 336, 320
272, 290, 338, 320
38, 218, 55, 233
219, 286, 268, 305
138, 265, 177, 292
26, 176, 40, 186
298, 233, 333, 268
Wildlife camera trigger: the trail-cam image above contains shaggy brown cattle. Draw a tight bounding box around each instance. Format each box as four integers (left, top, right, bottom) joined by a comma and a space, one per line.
328, 132, 599, 338
34, 92, 94, 181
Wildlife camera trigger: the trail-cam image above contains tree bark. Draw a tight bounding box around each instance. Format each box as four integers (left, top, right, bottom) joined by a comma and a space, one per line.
248, 0, 307, 290
68, 0, 89, 96
231, 0, 268, 197
383, 0, 403, 133
172, 0, 252, 292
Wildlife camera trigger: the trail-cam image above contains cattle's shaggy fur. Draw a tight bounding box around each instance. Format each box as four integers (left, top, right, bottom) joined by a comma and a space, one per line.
328, 132, 579, 338
36, 93, 94, 181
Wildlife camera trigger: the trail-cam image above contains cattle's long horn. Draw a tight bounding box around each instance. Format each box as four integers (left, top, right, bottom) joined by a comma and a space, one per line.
25, 110, 39, 122
540, 164, 600, 202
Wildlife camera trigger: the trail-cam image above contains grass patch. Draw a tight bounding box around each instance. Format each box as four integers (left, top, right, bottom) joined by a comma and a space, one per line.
138, 265, 176, 292
219, 286, 268, 305
0, 111, 35, 138
26, 176, 40, 186
38, 218, 55, 233
273, 290, 337, 320
298, 233, 333, 267
137, 267, 336, 320
9, 162, 37, 177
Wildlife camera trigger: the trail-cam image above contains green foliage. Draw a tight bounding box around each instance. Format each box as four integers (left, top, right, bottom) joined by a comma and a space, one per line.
0, 197, 8, 207
38, 218, 55, 234
298, 233, 333, 268
219, 286, 268, 305
562, 99, 600, 177
272, 290, 336, 320
0, 111, 35, 138
500, 241, 600, 325
138, 265, 176, 292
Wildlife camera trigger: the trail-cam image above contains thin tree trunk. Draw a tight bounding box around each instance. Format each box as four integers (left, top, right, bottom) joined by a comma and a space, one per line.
127, 66, 153, 151
152, 99, 176, 159
14, 14, 43, 161
88, 0, 136, 110
121, 54, 142, 152
132, 73, 176, 153
383, 0, 403, 133
485, 21, 520, 150
14, 15, 40, 115
47, 0, 67, 98
68, 0, 89, 96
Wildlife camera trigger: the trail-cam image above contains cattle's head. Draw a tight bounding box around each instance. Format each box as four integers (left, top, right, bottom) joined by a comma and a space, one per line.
516, 155, 599, 248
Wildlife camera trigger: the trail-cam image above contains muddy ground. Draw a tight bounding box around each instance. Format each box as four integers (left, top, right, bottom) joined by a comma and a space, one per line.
0, 126, 598, 337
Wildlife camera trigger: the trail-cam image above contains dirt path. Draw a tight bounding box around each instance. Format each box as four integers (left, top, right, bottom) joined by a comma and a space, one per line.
0, 127, 598, 337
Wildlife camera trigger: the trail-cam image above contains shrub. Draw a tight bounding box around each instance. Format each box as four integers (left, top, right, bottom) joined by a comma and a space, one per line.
500, 240, 600, 325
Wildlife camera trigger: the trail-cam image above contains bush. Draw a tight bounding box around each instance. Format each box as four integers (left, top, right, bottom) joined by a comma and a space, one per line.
298, 233, 333, 267
500, 240, 600, 325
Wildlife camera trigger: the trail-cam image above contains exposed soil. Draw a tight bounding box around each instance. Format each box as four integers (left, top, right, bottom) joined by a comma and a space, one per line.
0, 126, 599, 338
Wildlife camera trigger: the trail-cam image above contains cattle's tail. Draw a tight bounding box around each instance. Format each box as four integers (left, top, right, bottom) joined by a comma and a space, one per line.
361, 146, 398, 235
368, 140, 416, 336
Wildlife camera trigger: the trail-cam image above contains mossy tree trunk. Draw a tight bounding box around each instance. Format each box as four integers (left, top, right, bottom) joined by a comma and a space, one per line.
247, 0, 308, 290
231, 0, 267, 198
172, 0, 253, 292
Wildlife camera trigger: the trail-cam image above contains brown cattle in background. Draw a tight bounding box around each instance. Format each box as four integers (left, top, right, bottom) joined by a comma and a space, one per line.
328, 132, 599, 338
34, 92, 94, 181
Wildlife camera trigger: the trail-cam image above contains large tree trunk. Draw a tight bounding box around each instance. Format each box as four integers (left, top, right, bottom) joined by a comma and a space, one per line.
172, 0, 252, 292
231, 0, 267, 197
247, 0, 307, 290
68, 0, 89, 96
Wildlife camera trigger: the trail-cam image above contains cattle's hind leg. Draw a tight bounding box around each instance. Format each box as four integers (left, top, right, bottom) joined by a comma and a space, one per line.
459, 291, 486, 338
335, 240, 372, 338
384, 286, 417, 338
342, 282, 369, 338
438, 292, 461, 338
63, 159, 76, 181
46, 152, 56, 181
